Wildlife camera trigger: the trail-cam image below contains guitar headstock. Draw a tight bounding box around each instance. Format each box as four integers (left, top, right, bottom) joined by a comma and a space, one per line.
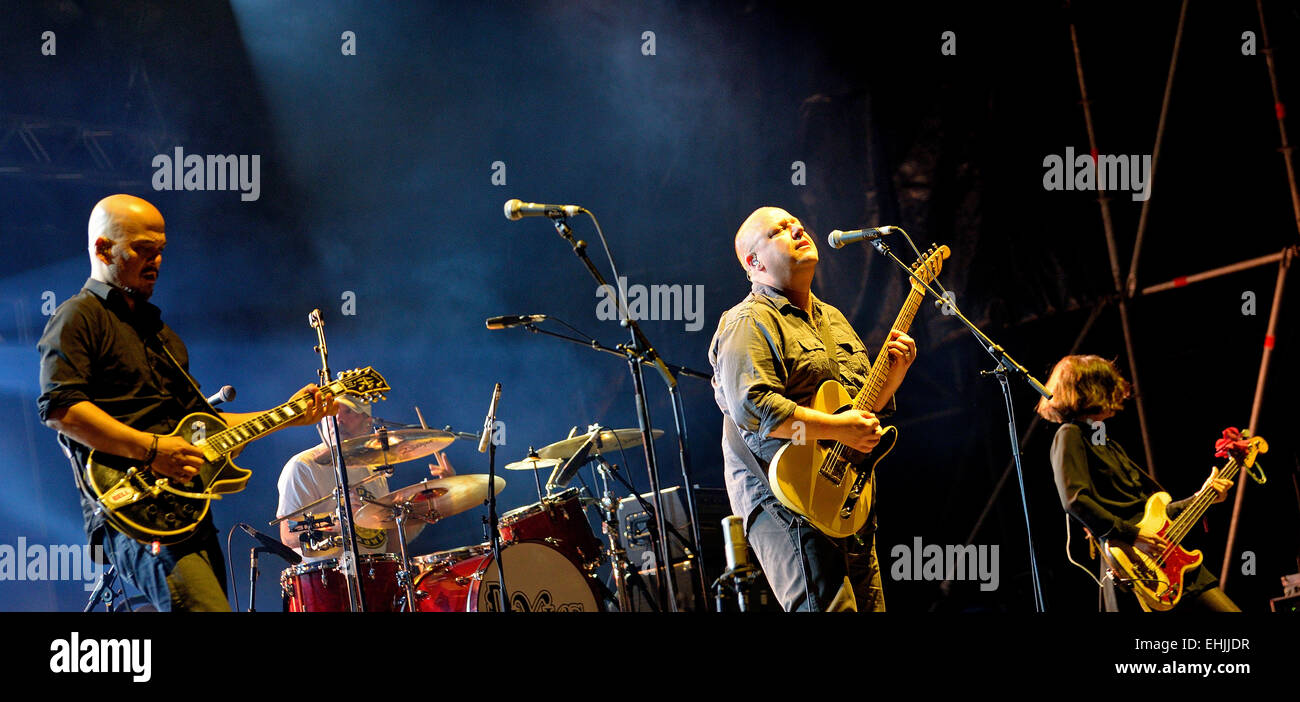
1215, 427, 1268, 466
332, 366, 391, 404
909, 244, 951, 292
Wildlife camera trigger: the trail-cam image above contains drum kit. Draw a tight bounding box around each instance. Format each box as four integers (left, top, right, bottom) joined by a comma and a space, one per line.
274, 422, 665, 612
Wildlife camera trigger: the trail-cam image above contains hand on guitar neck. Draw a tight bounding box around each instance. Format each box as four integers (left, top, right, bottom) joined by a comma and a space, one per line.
1130, 467, 1233, 559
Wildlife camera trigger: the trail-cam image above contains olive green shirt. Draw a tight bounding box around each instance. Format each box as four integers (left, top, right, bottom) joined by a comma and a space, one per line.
708, 283, 892, 527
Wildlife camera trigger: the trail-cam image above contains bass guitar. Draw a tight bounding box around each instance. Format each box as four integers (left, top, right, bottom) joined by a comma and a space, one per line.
1105, 428, 1266, 611
84, 366, 389, 545
768, 244, 948, 538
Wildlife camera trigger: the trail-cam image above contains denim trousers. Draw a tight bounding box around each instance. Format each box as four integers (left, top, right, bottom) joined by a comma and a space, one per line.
102, 524, 230, 612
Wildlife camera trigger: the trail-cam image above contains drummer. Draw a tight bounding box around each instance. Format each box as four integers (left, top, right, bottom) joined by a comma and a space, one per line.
276, 397, 455, 561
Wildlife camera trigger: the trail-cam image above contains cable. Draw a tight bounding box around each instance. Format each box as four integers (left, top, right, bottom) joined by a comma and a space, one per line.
582, 210, 628, 322
225, 523, 240, 612
1064, 514, 1104, 589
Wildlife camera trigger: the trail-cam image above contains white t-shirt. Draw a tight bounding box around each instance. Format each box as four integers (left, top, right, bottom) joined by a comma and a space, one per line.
276, 446, 392, 563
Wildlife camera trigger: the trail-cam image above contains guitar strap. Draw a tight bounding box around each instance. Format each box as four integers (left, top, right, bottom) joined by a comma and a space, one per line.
153, 332, 223, 417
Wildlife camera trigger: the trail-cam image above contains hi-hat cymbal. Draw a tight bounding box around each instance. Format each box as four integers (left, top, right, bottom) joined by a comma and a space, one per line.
354, 474, 505, 529
536, 428, 664, 460
503, 456, 563, 471
336, 429, 457, 468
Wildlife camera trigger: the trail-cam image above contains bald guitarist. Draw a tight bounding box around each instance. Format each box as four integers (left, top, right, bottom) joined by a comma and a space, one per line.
38, 194, 337, 611
709, 207, 917, 612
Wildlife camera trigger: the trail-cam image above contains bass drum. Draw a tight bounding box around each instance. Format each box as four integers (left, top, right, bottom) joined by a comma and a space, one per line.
414, 540, 601, 612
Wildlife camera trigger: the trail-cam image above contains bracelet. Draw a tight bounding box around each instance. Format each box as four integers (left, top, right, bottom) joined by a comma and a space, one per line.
143, 434, 159, 466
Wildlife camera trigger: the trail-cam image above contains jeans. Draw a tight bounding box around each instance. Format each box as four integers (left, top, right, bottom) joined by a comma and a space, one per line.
102, 525, 231, 612
747, 499, 884, 612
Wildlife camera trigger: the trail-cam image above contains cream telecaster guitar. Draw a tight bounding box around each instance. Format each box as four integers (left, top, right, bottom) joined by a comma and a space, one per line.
768, 245, 949, 538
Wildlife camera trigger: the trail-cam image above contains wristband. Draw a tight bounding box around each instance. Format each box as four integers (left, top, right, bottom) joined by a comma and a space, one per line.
143, 434, 159, 466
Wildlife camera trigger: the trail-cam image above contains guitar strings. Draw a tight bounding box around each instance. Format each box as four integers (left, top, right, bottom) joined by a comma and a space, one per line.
1153, 456, 1241, 567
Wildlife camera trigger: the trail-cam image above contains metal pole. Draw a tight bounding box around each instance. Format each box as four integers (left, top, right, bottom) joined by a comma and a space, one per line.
1126, 0, 1189, 297
1069, 19, 1158, 477
1255, 0, 1300, 241
1220, 252, 1291, 587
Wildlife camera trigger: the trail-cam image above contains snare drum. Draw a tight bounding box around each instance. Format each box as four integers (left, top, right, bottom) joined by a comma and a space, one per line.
413, 540, 600, 612
281, 553, 404, 612
498, 487, 604, 569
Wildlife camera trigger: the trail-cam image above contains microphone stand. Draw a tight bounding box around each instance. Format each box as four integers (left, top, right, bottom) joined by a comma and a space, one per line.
868, 235, 1050, 612
542, 214, 711, 610
480, 384, 509, 612
308, 309, 366, 612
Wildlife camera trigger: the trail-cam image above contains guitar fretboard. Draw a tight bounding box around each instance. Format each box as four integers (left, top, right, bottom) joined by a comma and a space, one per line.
204, 380, 345, 455
851, 281, 925, 415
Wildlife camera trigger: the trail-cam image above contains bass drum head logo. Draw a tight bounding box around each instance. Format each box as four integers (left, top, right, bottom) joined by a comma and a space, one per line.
476, 541, 598, 612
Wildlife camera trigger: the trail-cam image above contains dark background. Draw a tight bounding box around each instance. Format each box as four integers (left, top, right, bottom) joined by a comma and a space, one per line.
1, 0, 1297, 614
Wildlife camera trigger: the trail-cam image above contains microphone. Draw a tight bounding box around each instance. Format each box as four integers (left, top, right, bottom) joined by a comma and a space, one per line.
485, 314, 547, 330
547, 431, 599, 492
478, 383, 501, 453
503, 199, 584, 221
722, 515, 750, 572
238, 523, 302, 564
827, 226, 899, 249
722, 515, 752, 611
206, 385, 236, 407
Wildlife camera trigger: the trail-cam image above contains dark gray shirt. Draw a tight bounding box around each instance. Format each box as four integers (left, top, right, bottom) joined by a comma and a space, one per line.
708, 282, 891, 530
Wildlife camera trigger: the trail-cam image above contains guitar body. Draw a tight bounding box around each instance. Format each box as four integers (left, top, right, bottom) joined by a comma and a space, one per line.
77, 366, 389, 546
86, 412, 250, 545
1105, 492, 1203, 612
768, 380, 898, 538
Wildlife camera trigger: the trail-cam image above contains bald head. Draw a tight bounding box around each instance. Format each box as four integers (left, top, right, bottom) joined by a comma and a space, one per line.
734, 206, 790, 269
732, 206, 817, 292
88, 194, 167, 301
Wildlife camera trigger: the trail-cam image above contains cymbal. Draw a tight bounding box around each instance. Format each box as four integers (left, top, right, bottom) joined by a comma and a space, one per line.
504, 456, 563, 471
336, 429, 457, 468
536, 428, 664, 460
354, 474, 505, 529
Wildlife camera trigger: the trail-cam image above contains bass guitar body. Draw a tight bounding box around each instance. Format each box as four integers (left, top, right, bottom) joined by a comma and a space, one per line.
1105, 492, 1203, 612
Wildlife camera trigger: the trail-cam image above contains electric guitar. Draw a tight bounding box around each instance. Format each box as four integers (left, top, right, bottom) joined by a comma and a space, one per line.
1105, 428, 1267, 611
84, 367, 389, 545
768, 244, 949, 538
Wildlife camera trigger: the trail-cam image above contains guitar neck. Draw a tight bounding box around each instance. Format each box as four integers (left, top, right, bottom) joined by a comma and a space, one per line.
1168, 457, 1240, 543
204, 379, 346, 456
851, 283, 925, 414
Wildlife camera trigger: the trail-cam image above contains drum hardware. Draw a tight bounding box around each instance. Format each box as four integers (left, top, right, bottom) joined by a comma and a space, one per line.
504, 448, 561, 503
495, 204, 716, 611
596, 481, 654, 612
